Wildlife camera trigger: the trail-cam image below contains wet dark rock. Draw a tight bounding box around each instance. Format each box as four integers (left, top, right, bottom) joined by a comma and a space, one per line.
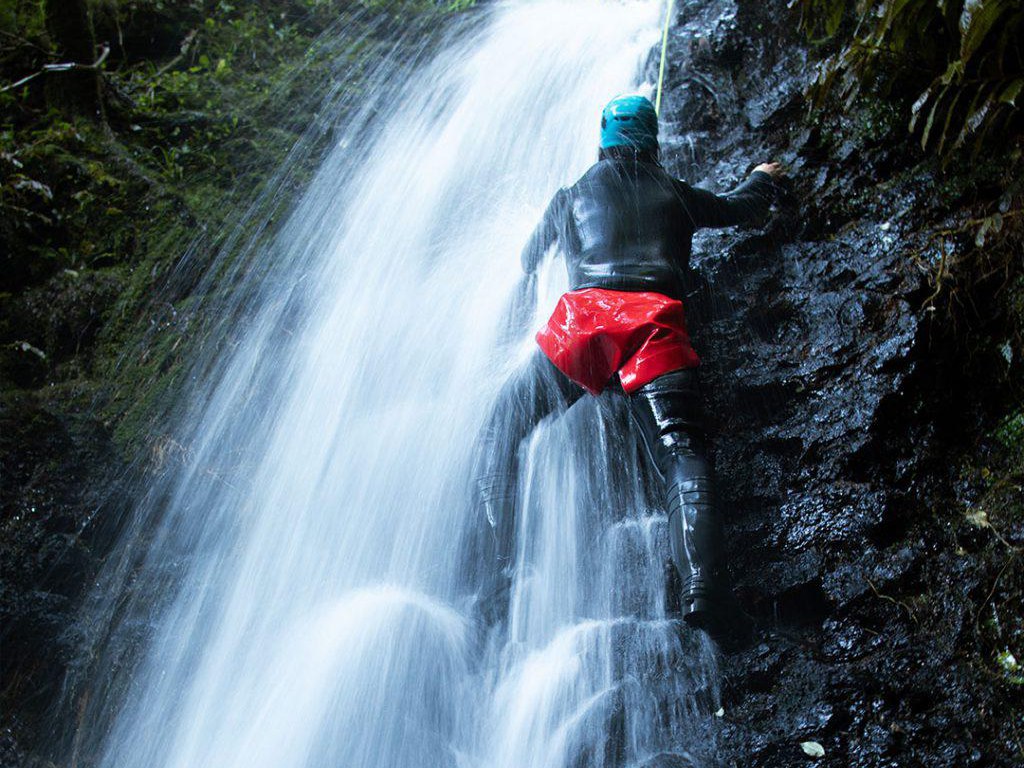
0, 391, 129, 756
0, 727, 29, 768
656, 1, 1024, 766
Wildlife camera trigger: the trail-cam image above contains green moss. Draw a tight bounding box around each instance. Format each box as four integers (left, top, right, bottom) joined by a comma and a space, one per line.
1, 0, 449, 460
995, 409, 1024, 451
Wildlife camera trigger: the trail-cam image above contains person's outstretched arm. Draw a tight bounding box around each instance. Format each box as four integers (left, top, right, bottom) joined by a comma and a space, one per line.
681, 162, 782, 229
520, 188, 568, 274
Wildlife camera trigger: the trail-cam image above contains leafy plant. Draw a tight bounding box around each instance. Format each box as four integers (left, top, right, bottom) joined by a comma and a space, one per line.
796, 0, 1023, 157
995, 407, 1024, 450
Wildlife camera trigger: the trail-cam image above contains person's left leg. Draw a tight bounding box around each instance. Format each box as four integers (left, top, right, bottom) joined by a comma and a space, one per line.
626, 367, 748, 645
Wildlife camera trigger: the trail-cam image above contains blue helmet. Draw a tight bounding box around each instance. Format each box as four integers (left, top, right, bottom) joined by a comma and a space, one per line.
600, 94, 658, 151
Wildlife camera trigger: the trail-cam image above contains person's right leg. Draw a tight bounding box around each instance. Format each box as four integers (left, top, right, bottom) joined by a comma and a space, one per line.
470, 350, 583, 620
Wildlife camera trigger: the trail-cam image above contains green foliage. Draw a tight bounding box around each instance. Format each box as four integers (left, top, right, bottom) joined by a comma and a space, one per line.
0, 0, 44, 38
794, 0, 847, 42
995, 407, 1024, 451
995, 650, 1023, 685
797, 0, 1023, 157
0, 0, 347, 287
0, 0, 446, 409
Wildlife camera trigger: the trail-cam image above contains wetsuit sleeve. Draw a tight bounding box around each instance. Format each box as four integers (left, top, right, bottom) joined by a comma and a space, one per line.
520, 188, 568, 274
678, 170, 774, 229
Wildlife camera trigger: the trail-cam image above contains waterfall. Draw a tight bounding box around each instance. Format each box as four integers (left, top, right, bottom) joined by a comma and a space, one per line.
69, 2, 722, 766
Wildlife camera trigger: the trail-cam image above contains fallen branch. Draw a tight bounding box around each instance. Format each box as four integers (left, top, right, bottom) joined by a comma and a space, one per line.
154, 30, 198, 79
866, 577, 919, 626
0, 43, 110, 93
975, 552, 1019, 629
916, 207, 1024, 310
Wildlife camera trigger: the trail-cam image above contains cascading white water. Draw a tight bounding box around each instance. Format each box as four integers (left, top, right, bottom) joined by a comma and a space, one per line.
77, 2, 723, 766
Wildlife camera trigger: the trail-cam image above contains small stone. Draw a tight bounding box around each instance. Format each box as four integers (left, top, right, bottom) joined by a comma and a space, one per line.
800, 741, 826, 758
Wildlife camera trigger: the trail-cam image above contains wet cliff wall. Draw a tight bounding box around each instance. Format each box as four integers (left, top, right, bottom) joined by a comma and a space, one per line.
655, 1, 1022, 765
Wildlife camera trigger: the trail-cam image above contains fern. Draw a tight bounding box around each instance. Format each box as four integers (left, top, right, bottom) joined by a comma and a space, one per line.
797, 0, 1023, 157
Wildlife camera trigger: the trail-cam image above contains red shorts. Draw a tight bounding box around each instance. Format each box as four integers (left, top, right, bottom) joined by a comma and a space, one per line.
535, 288, 701, 395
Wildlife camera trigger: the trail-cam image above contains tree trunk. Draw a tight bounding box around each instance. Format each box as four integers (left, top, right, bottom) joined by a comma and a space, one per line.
43, 0, 104, 120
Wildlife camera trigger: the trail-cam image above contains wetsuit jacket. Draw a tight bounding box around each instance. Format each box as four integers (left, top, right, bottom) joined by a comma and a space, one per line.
521, 159, 774, 299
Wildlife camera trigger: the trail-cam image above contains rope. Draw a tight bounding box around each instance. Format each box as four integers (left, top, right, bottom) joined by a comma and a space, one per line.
654, 0, 676, 114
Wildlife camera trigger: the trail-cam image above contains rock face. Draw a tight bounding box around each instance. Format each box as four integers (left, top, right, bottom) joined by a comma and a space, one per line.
658, 1, 1022, 766
0, 393, 128, 767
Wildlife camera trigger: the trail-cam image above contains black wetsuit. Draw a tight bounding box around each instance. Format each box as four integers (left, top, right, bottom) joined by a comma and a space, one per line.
521, 160, 774, 295
474, 157, 774, 635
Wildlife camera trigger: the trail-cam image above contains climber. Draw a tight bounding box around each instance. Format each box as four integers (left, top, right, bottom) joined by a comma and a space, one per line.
473, 93, 781, 647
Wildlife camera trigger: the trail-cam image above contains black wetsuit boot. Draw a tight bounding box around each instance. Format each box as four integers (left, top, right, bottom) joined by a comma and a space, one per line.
628, 368, 750, 647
